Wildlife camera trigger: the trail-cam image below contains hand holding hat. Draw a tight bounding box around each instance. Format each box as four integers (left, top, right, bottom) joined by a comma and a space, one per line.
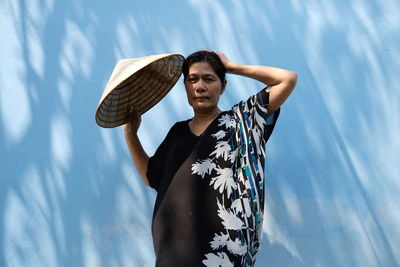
95, 53, 184, 128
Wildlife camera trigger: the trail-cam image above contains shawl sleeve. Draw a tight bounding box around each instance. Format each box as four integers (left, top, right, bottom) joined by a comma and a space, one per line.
239, 86, 280, 141
146, 123, 178, 191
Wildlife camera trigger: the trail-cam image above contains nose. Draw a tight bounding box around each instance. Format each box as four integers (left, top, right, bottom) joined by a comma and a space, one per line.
194, 79, 206, 92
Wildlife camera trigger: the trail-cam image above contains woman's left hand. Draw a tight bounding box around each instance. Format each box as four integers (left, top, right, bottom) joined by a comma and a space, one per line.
203, 49, 235, 72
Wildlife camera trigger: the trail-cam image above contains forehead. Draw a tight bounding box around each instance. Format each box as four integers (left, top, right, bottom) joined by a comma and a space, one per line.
188, 62, 218, 76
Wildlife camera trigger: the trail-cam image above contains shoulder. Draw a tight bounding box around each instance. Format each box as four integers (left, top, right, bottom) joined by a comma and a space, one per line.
174, 119, 191, 127
164, 119, 190, 137
172, 119, 190, 131
229, 87, 273, 117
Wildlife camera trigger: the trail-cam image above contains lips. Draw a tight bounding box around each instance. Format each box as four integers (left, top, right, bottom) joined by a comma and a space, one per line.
194, 96, 209, 101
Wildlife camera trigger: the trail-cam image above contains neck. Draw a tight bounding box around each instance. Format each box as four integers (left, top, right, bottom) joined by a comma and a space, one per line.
192, 108, 221, 125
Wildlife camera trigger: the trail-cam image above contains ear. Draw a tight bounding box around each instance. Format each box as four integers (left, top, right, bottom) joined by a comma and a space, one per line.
220, 80, 227, 95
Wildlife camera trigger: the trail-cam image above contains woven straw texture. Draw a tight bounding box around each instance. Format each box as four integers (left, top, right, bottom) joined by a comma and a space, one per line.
95, 54, 184, 128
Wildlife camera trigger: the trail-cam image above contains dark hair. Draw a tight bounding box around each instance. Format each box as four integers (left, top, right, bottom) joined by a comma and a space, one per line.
182, 51, 226, 83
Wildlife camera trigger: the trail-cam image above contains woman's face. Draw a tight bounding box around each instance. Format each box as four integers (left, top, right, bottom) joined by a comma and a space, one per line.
184, 62, 226, 114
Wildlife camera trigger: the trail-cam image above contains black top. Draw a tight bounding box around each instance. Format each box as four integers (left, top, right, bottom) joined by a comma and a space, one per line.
147, 120, 200, 216
147, 88, 280, 266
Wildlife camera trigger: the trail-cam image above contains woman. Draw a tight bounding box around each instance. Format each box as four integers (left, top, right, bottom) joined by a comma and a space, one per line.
124, 50, 297, 266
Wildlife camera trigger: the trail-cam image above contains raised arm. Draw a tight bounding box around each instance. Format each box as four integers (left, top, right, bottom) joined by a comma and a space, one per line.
124, 114, 150, 186
212, 51, 297, 114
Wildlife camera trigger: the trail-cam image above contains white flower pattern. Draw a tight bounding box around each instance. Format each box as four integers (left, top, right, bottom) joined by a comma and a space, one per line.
226, 238, 247, 256
210, 233, 229, 250
210, 233, 247, 256
231, 198, 252, 218
192, 159, 216, 178
216, 198, 244, 230
210, 168, 237, 198
228, 148, 239, 163
212, 130, 227, 140
210, 141, 231, 161
218, 114, 235, 129
202, 252, 234, 267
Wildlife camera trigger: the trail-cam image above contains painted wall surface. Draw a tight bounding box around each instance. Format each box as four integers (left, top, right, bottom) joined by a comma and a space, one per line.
1, 0, 399, 266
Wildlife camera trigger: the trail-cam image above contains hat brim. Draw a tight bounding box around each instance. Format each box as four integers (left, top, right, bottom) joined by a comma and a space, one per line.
95, 54, 184, 128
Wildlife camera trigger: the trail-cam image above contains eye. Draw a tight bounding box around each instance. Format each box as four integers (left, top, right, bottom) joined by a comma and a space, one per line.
187, 77, 197, 83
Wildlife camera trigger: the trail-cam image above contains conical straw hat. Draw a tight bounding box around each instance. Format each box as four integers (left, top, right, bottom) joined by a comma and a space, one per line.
95, 53, 184, 128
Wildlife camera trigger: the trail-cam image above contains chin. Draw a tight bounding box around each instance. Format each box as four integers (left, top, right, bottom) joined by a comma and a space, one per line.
193, 105, 216, 114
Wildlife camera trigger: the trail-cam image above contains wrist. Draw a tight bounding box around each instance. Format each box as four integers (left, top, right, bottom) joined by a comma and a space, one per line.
225, 62, 239, 74
124, 125, 137, 138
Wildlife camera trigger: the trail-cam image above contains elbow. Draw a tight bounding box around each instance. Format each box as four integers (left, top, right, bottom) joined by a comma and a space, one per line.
287, 71, 298, 86
284, 71, 297, 92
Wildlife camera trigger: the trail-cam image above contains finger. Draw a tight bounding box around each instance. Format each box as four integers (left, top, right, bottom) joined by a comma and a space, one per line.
201, 48, 217, 54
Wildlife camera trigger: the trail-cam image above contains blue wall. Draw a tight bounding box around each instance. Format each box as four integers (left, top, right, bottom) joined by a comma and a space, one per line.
1, 0, 399, 266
